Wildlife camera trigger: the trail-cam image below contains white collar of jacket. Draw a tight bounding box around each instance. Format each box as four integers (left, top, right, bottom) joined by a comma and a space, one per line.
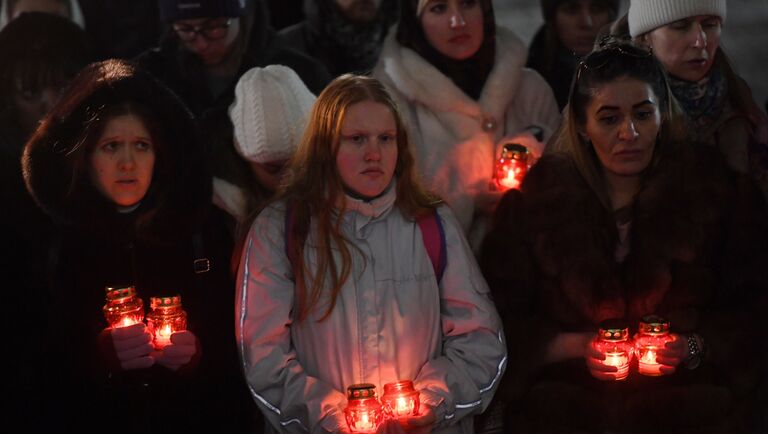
377, 25, 527, 134
341, 180, 397, 235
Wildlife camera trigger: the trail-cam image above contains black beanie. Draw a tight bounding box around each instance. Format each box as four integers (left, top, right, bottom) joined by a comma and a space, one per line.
159, 0, 245, 22
540, 0, 620, 23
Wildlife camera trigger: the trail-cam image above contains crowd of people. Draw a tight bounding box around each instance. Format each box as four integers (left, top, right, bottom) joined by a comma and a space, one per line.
2, 0, 766, 433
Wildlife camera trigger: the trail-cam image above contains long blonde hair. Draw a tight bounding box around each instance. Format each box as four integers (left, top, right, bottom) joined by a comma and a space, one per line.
549, 40, 688, 209
278, 74, 441, 322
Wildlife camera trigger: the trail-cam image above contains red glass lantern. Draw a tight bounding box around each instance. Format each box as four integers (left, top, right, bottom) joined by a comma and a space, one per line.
381, 380, 420, 418
102, 286, 144, 329
593, 319, 633, 381
344, 384, 385, 433
634, 315, 673, 376
494, 143, 531, 191
146, 295, 187, 349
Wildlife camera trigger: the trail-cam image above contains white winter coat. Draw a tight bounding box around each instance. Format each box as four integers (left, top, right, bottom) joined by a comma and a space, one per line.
373, 26, 561, 248
236, 187, 506, 433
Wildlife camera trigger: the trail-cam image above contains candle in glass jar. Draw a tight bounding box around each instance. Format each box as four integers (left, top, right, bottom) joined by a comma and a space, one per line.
381, 380, 420, 418
635, 315, 673, 376
344, 384, 384, 433
103, 286, 144, 329
146, 295, 187, 349
494, 143, 530, 191
593, 319, 633, 381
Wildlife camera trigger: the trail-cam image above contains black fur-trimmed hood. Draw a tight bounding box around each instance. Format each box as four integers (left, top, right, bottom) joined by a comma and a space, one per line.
22, 59, 212, 243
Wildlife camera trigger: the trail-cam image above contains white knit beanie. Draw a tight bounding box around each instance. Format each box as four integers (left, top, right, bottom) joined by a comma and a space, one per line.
628, 0, 727, 37
229, 65, 316, 163
416, 0, 429, 15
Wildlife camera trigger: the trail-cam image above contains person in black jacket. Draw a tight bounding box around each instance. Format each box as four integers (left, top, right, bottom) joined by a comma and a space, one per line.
23, 59, 257, 433
278, 0, 399, 76
527, 0, 619, 110
136, 0, 331, 231
0, 14, 93, 430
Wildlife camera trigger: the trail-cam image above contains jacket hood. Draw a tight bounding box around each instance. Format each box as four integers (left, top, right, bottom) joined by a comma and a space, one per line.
23, 59, 212, 241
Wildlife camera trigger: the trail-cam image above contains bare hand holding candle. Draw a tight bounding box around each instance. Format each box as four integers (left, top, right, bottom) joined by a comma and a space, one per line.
634, 315, 674, 376
146, 296, 187, 350
588, 320, 633, 381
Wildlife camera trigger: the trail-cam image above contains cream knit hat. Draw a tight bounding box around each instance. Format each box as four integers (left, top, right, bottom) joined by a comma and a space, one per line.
229, 65, 316, 163
628, 0, 726, 37
416, 0, 429, 15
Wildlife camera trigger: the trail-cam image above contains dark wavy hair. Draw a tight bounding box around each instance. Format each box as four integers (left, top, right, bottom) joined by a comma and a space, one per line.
22, 59, 212, 242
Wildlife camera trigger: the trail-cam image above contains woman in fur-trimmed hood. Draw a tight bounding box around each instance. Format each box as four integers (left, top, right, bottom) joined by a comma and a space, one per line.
22, 59, 255, 433
373, 0, 561, 251
480, 40, 767, 433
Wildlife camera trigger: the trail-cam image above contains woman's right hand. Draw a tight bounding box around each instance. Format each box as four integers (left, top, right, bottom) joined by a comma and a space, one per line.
110, 323, 154, 370
585, 340, 621, 381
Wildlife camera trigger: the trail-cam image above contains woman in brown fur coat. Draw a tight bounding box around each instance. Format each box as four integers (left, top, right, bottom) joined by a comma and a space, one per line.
480, 39, 767, 433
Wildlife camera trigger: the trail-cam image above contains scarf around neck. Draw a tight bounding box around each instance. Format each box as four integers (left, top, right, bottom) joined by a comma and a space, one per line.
668, 66, 728, 131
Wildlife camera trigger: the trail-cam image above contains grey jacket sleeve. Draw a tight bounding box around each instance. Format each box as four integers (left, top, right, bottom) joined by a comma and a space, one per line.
236, 206, 347, 433
413, 207, 508, 428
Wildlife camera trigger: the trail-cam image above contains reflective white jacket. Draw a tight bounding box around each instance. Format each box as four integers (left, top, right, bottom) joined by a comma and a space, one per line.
236, 188, 506, 433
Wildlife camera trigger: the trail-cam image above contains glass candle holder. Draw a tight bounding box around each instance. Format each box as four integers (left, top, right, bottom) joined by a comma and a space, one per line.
146, 295, 187, 349
381, 380, 420, 418
634, 315, 673, 376
344, 383, 384, 433
494, 143, 531, 191
102, 286, 144, 329
593, 319, 633, 381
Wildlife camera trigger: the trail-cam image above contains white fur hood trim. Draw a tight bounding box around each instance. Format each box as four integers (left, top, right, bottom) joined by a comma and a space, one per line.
378, 26, 528, 127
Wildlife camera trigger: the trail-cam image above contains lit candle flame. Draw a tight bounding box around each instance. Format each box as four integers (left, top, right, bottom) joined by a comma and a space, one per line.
154, 324, 174, 348
115, 317, 138, 328
638, 347, 663, 375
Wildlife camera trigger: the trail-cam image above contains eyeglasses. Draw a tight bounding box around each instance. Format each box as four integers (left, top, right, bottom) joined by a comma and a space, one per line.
173, 18, 232, 42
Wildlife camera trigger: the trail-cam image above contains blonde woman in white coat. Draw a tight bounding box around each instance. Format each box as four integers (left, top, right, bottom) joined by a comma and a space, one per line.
373, 0, 561, 250
236, 75, 506, 433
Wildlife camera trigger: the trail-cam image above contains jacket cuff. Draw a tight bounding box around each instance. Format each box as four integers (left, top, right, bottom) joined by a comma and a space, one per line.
418, 389, 449, 427
319, 407, 346, 433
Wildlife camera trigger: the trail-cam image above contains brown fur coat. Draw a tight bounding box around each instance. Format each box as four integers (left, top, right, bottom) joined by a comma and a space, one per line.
479, 145, 767, 431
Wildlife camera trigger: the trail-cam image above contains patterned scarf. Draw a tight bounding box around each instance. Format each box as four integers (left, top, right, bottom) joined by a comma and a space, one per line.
668, 66, 728, 132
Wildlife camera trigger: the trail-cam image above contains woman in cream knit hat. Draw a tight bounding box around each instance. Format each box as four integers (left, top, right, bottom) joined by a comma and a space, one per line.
216, 65, 316, 231
628, 0, 768, 199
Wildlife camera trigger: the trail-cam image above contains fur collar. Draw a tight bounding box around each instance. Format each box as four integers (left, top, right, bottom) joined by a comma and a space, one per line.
516, 148, 732, 325
378, 25, 526, 131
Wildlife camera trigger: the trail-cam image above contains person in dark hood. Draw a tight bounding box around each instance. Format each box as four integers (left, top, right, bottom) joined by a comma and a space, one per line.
0, 12, 93, 430
136, 0, 331, 230
527, 0, 620, 110
22, 59, 257, 433
278, 0, 399, 76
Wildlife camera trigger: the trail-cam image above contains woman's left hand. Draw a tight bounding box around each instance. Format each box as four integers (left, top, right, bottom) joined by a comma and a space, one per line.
656, 333, 687, 374
400, 404, 436, 433
153, 330, 200, 371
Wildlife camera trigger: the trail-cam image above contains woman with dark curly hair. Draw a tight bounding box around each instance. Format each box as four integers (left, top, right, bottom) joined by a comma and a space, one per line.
23, 59, 255, 433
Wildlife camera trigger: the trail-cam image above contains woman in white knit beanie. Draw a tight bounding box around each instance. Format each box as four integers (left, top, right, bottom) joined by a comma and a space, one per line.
628, 0, 768, 199
215, 65, 316, 227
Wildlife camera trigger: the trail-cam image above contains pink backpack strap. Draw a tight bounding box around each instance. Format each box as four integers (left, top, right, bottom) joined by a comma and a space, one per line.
417, 210, 446, 284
